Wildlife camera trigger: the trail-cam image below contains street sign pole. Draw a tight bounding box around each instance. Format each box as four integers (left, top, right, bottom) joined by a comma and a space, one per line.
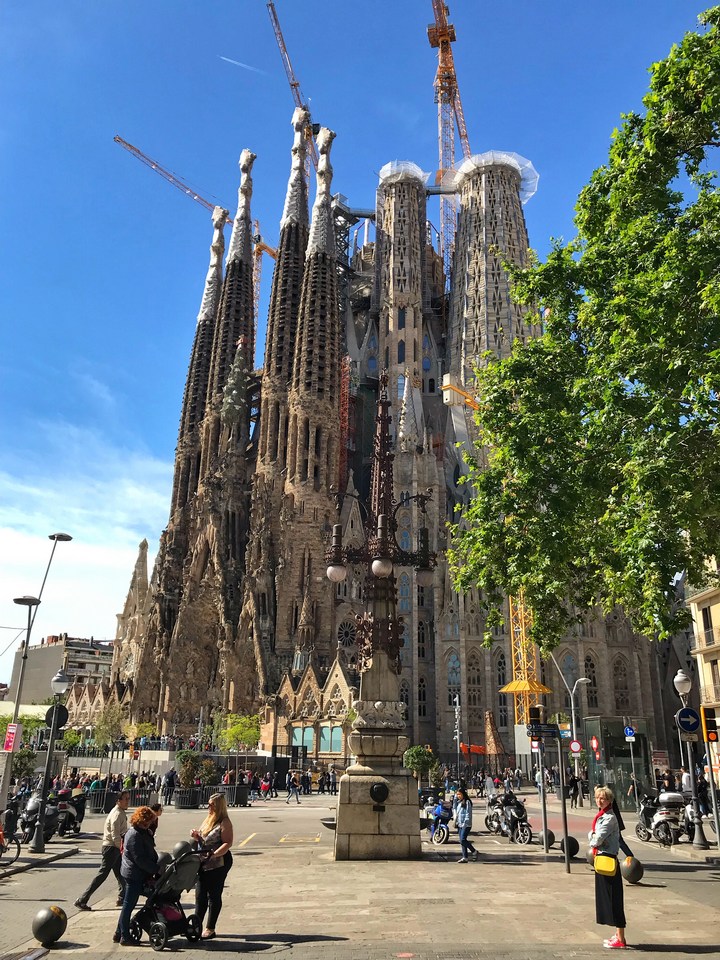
539, 740, 549, 853
556, 731, 571, 874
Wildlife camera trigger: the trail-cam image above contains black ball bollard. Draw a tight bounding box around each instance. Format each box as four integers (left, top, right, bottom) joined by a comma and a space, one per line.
32, 905, 67, 946
539, 829, 555, 849
619, 855, 644, 884
560, 835, 580, 858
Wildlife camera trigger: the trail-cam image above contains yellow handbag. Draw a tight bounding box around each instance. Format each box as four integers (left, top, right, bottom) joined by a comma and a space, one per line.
594, 854, 617, 876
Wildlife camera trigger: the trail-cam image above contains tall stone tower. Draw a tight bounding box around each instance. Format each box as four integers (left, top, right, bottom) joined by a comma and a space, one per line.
115, 151, 258, 731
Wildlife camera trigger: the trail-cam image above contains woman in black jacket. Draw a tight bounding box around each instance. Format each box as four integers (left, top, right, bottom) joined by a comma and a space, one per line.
114, 806, 158, 946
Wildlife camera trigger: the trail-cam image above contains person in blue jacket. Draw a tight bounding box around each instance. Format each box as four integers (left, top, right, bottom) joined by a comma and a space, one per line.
455, 788, 478, 863
114, 806, 158, 946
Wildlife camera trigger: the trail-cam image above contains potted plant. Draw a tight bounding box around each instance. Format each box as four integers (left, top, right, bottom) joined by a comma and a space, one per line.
174, 750, 203, 808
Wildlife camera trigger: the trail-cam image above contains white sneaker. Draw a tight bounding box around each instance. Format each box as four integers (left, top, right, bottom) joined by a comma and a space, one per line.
457, 857, 468, 863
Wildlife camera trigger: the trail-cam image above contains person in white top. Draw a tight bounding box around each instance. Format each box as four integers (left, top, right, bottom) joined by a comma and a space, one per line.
681, 767, 692, 792
75, 790, 130, 910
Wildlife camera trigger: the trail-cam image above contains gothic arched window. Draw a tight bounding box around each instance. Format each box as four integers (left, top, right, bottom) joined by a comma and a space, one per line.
418, 620, 426, 658
613, 657, 630, 712
584, 654, 599, 709
399, 679, 410, 721
496, 651, 508, 727
468, 650, 482, 722
418, 677, 427, 718
400, 529, 411, 550
398, 340, 406, 364
398, 307, 406, 329
398, 574, 411, 612
561, 651, 578, 709
447, 652, 461, 706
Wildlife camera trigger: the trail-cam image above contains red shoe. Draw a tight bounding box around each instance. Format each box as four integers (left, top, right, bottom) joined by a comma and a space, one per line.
603, 936, 627, 949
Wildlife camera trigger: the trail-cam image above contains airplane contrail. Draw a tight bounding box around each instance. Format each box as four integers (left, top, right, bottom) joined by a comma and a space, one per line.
219, 55, 266, 75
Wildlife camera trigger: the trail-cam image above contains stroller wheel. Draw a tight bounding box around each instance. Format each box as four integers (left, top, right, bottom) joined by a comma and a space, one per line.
128, 919, 142, 943
186, 915, 202, 942
149, 921, 168, 951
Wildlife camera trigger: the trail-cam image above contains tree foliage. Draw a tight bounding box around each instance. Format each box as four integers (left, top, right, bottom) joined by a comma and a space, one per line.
11, 748, 38, 781
449, 8, 720, 651
403, 745, 435, 778
94, 704, 126, 748
218, 714, 260, 753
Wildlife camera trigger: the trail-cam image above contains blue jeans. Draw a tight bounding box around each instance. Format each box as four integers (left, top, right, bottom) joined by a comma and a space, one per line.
458, 825, 476, 858
116, 875, 145, 940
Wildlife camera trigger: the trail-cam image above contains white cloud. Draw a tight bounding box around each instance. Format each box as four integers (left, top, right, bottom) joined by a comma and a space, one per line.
0, 421, 172, 686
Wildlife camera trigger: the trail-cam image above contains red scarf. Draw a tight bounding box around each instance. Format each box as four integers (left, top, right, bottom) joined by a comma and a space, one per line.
591, 804, 612, 854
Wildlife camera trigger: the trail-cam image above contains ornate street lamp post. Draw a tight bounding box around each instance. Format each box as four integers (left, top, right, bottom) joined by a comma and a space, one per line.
326, 372, 436, 860
673, 669, 709, 851
29, 668, 71, 853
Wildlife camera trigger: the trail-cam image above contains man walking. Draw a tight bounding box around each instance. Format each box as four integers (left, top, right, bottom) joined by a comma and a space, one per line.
74, 791, 130, 910
286, 773, 301, 804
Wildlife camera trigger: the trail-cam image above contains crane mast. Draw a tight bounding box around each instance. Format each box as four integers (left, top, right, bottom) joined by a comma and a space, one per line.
428, 1, 471, 290
266, 1, 319, 174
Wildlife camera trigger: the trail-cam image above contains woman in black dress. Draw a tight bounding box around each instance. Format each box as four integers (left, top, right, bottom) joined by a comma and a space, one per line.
589, 785, 627, 949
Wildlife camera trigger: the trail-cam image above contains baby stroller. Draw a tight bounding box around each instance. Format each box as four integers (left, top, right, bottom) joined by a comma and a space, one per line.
128, 842, 202, 951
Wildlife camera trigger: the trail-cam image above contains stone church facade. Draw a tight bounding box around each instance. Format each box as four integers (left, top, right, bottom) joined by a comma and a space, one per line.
107, 111, 670, 763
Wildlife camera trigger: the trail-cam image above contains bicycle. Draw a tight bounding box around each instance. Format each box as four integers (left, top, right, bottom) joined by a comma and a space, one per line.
0, 820, 22, 868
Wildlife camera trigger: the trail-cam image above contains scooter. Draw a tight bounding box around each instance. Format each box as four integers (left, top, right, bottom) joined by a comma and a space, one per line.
497, 792, 533, 844
56, 788, 87, 836
20, 791, 61, 844
484, 794, 504, 834
635, 791, 685, 846
424, 799, 453, 845
1, 795, 21, 838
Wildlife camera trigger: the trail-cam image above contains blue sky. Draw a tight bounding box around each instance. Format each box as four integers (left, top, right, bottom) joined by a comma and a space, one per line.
0, 1, 704, 686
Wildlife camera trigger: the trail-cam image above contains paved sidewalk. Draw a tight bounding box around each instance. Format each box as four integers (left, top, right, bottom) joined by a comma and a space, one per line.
0, 843, 80, 880
6, 798, 719, 960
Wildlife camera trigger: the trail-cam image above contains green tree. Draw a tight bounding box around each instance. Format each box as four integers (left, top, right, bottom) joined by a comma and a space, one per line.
62, 729, 82, 752
0, 714, 45, 745
449, 8, 720, 651
94, 703, 126, 749
218, 714, 260, 753
11, 748, 38, 781
403, 745, 436, 785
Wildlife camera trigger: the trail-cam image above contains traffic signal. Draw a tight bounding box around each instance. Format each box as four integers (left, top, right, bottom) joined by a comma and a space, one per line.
700, 706, 718, 744
528, 704, 546, 725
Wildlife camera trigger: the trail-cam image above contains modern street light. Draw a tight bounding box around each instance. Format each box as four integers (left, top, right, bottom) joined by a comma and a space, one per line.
0, 533, 73, 823
550, 653, 590, 806
28, 668, 71, 853
673, 668, 709, 851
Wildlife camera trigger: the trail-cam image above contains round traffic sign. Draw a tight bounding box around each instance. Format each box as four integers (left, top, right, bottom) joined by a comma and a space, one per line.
45, 703, 69, 729
624, 725, 635, 738
675, 707, 701, 734
133, 750, 140, 760
569, 739, 582, 753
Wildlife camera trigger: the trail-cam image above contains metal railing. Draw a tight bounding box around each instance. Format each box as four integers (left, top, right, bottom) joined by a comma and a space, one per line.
692, 627, 720, 651
700, 682, 720, 705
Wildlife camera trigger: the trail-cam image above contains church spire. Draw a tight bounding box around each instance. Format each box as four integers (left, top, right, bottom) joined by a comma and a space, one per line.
177, 205, 228, 444
397, 367, 420, 450
207, 150, 256, 404
286, 127, 340, 494
258, 108, 310, 468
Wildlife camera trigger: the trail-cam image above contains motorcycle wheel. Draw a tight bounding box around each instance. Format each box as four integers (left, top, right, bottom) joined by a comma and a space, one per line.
634, 823, 651, 842
58, 822, 66, 837
484, 815, 494, 831
432, 823, 449, 845
653, 821, 674, 846
515, 823, 532, 845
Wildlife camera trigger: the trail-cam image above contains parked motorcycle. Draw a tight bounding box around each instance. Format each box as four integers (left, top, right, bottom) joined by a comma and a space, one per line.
20, 791, 60, 844
56, 788, 87, 836
424, 799, 453, 845
484, 794, 504, 834
497, 791, 532, 844
635, 792, 685, 846
1, 795, 21, 838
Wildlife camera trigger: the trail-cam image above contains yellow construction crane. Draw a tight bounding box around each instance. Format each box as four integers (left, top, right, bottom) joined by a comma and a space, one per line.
114, 135, 275, 339
427, 1, 472, 289
266, 1, 318, 176
442, 375, 549, 724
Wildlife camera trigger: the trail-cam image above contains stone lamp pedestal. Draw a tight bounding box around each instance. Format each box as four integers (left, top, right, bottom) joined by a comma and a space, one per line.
333, 653, 422, 860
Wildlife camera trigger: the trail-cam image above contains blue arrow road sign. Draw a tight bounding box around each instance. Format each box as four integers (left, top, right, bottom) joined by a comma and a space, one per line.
624, 725, 635, 738
675, 707, 701, 734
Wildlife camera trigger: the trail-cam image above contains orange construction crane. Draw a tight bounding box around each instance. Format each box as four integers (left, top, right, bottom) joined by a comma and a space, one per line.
442, 375, 548, 724
267, 1, 319, 175
252, 220, 277, 337
427, 2, 472, 289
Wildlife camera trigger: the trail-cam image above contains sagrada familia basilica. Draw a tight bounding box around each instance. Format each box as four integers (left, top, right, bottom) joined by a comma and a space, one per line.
66, 102, 682, 765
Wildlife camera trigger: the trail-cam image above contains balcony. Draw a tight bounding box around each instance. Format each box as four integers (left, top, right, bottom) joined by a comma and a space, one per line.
691, 627, 720, 652
700, 682, 720, 705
